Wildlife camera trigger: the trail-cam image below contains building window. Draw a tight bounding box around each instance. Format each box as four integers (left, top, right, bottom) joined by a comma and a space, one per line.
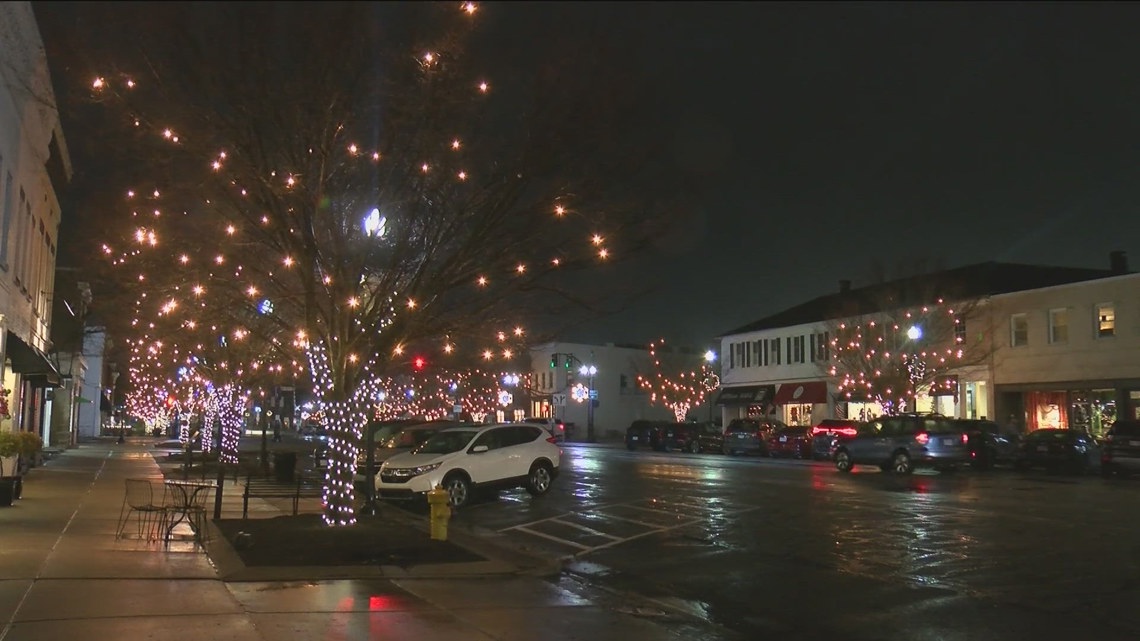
772, 338, 781, 365
1048, 308, 1068, 344
1010, 314, 1028, 347
1096, 303, 1115, 338
954, 316, 966, 344
729, 343, 735, 369
809, 334, 816, 362
0, 167, 11, 269
754, 340, 762, 366
745, 341, 752, 368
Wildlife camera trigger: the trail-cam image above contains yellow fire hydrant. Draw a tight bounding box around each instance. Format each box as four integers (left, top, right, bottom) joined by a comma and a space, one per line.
426, 485, 451, 541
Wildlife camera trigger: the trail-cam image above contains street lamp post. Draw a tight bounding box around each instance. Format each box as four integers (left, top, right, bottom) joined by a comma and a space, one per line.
579, 364, 597, 442
704, 350, 717, 424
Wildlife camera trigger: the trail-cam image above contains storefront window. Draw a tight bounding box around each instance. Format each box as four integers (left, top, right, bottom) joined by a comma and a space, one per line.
1132, 391, 1140, 420
845, 401, 884, 423
1070, 390, 1116, 438
1026, 391, 1068, 430
784, 403, 812, 426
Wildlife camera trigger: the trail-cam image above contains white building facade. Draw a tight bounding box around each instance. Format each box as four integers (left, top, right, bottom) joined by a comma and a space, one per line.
988, 270, 1140, 437
523, 342, 686, 441
717, 258, 1135, 432
1, 3, 72, 447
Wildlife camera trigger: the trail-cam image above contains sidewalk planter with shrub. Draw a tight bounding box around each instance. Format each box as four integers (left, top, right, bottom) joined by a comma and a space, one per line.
0, 432, 19, 506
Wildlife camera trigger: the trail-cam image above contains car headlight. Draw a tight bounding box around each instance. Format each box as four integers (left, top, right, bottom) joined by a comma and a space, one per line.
384, 462, 442, 478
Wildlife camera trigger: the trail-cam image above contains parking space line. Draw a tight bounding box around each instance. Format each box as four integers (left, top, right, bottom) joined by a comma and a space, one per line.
593, 512, 667, 529
497, 512, 574, 532
512, 526, 592, 550
549, 518, 626, 540
570, 518, 704, 557
611, 503, 695, 518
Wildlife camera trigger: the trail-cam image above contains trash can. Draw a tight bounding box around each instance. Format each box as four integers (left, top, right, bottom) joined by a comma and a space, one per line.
273, 451, 297, 483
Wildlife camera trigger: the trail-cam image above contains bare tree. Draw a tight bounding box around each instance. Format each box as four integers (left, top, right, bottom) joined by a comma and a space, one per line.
635, 340, 714, 423
54, 3, 671, 524
820, 276, 995, 416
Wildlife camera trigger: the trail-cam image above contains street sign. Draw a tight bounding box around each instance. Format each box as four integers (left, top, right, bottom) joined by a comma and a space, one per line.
552, 393, 567, 406
589, 389, 598, 400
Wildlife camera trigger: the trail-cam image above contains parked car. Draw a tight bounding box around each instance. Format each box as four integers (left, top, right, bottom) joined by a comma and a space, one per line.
522, 417, 567, 443
625, 420, 668, 451
833, 414, 969, 474
655, 423, 703, 453
810, 419, 860, 460
767, 426, 813, 459
377, 423, 560, 508
957, 418, 1020, 469
356, 421, 453, 477
1102, 420, 1140, 477
720, 417, 786, 456
694, 422, 727, 453
1013, 429, 1099, 474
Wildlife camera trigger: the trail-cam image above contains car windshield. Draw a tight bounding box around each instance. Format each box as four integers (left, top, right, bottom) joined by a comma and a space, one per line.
414, 429, 478, 454
726, 420, 758, 433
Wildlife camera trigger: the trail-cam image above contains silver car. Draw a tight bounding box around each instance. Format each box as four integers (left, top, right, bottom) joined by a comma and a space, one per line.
834, 415, 969, 474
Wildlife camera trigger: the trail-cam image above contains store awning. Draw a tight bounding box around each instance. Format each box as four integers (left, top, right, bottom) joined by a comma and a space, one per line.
6, 331, 62, 386
774, 381, 829, 405
715, 385, 776, 406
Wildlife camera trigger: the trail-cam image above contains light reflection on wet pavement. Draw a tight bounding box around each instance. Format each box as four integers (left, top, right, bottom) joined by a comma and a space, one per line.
444, 444, 1140, 640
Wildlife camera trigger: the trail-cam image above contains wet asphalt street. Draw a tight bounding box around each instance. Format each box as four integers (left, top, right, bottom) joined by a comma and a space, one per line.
440, 444, 1140, 641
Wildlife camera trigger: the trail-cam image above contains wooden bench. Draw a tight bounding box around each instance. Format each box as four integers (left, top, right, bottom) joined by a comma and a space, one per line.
241, 475, 323, 518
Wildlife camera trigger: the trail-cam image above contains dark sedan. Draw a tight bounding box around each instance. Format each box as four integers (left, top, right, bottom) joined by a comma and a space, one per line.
810, 419, 859, 460
1102, 420, 1140, 477
655, 423, 703, 453
625, 420, 667, 451
767, 426, 813, 459
1014, 429, 1099, 474
958, 418, 1020, 469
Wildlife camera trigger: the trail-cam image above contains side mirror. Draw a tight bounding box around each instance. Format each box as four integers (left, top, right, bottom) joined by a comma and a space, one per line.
471, 445, 489, 453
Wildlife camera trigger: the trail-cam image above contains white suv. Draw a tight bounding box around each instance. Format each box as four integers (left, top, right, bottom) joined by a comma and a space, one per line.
376, 423, 561, 508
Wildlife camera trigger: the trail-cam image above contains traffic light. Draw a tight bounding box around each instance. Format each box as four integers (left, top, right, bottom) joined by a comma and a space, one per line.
413, 356, 427, 371
564, 355, 571, 369
550, 354, 558, 368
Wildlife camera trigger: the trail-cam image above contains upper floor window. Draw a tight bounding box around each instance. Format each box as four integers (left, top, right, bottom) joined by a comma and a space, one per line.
1010, 314, 1028, 347
1048, 308, 1069, 344
1096, 303, 1115, 338
954, 316, 967, 344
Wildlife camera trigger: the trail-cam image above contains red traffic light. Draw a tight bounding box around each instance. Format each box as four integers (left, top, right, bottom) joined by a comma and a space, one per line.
413, 357, 427, 371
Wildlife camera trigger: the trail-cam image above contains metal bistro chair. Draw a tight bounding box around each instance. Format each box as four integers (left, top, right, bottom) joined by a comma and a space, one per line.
116, 478, 168, 541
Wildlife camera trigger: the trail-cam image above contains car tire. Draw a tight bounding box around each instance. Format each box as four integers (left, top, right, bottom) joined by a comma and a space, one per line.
443, 473, 472, 509
891, 451, 913, 475
525, 462, 554, 496
688, 440, 700, 454
835, 449, 853, 472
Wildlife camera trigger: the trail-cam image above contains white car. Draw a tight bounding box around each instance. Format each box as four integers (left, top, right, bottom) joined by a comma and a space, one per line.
376, 423, 561, 508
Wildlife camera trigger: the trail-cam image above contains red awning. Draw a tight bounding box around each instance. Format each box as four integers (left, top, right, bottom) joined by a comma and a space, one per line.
774, 381, 829, 404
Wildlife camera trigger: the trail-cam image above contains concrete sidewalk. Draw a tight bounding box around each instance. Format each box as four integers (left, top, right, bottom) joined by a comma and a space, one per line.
0, 440, 724, 641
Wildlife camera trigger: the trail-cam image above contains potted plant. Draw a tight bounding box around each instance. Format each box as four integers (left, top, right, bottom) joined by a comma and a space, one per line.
16, 431, 43, 472
0, 432, 18, 506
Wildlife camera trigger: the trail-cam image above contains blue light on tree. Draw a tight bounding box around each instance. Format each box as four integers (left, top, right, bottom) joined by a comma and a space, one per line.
258, 299, 274, 314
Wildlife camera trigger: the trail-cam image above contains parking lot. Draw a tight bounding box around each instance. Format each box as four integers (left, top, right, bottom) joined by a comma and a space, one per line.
430, 443, 1140, 640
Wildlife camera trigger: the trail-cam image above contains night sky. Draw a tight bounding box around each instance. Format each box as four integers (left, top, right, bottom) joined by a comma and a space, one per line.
38, 3, 1140, 349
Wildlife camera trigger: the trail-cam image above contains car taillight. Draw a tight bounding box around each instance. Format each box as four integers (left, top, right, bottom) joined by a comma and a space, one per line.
915, 432, 930, 445
961, 432, 969, 444
837, 428, 857, 437
546, 436, 558, 444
